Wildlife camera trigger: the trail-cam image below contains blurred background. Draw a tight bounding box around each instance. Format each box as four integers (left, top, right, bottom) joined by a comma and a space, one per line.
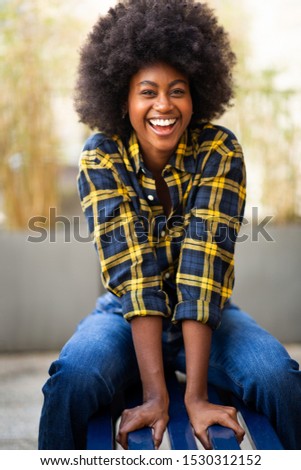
0, 0, 300, 449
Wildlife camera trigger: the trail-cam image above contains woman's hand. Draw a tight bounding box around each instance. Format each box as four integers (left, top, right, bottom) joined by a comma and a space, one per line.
117, 397, 169, 450
182, 321, 245, 449
185, 397, 245, 450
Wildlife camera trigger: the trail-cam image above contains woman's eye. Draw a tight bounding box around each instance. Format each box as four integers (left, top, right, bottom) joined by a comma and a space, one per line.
171, 88, 185, 96
141, 90, 156, 96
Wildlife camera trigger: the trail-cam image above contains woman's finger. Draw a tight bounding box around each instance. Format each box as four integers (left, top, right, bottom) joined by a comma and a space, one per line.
116, 409, 143, 449
216, 412, 245, 442
197, 428, 212, 450
152, 420, 167, 449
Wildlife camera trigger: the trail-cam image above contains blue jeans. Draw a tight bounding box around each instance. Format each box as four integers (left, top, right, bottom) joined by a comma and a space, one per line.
39, 292, 301, 450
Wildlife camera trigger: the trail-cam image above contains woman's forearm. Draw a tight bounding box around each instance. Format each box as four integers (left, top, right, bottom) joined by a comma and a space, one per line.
117, 316, 169, 449
182, 319, 245, 449
131, 316, 168, 403
182, 320, 212, 402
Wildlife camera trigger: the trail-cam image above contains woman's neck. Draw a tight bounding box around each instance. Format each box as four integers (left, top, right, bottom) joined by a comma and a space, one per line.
141, 148, 174, 177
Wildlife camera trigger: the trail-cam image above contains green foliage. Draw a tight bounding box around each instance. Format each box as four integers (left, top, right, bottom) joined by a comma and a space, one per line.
232, 71, 300, 223
209, 0, 301, 223
0, 0, 83, 229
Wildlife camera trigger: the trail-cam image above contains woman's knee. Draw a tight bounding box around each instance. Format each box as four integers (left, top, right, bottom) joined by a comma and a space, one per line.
242, 347, 300, 403
215, 305, 300, 396
44, 311, 138, 404
45, 357, 114, 406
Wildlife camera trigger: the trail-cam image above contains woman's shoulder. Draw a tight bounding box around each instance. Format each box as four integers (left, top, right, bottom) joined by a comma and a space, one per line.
191, 121, 240, 147
82, 132, 122, 154
79, 132, 126, 170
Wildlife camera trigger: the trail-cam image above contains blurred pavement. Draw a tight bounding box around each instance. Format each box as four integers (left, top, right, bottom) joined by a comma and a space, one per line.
0, 351, 57, 450
1, 346, 301, 450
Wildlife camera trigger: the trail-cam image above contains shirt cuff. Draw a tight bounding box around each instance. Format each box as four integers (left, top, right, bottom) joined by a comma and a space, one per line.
172, 299, 221, 330
121, 289, 171, 321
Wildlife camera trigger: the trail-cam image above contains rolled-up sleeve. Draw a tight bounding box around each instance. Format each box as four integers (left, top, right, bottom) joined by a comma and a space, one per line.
173, 131, 246, 329
77, 134, 171, 320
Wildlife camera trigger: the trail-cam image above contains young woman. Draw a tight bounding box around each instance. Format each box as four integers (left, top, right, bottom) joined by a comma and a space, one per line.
39, 0, 301, 450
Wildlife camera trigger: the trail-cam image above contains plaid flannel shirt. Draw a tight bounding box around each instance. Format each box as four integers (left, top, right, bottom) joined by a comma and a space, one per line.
78, 121, 246, 329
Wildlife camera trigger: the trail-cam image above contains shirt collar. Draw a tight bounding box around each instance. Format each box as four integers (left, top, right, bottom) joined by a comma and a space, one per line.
127, 130, 197, 175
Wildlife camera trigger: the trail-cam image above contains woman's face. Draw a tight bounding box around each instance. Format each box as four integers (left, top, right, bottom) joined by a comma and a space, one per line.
127, 62, 193, 159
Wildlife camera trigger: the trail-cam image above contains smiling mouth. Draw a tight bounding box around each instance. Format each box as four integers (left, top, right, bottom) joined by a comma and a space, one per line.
148, 118, 178, 134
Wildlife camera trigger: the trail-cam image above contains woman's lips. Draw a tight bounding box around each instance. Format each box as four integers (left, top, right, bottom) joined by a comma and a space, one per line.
148, 118, 178, 136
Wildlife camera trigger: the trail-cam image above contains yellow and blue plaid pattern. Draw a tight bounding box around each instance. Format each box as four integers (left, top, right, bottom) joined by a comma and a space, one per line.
78, 122, 246, 329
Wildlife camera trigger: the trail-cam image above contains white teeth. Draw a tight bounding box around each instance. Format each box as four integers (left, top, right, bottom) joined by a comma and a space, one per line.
149, 118, 176, 127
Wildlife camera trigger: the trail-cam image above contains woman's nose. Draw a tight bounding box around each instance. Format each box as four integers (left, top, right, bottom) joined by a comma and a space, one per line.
153, 94, 174, 112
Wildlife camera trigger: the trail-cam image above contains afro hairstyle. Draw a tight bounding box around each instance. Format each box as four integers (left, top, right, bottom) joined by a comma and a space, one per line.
74, 0, 236, 138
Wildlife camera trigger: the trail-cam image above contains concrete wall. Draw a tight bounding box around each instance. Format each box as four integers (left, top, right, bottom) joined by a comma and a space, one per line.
0, 224, 300, 351
232, 223, 301, 343
0, 228, 101, 351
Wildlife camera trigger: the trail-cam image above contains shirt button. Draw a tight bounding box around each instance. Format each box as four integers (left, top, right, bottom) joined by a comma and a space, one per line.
164, 272, 170, 280
161, 230, 166, 237
147, 194, 154, 201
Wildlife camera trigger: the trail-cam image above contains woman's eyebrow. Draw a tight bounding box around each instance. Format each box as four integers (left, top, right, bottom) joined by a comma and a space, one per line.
169, 79, 188, 87
137, 79, 188, 87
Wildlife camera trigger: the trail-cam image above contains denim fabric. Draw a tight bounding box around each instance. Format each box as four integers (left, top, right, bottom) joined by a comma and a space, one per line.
39, 293, 301, 450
